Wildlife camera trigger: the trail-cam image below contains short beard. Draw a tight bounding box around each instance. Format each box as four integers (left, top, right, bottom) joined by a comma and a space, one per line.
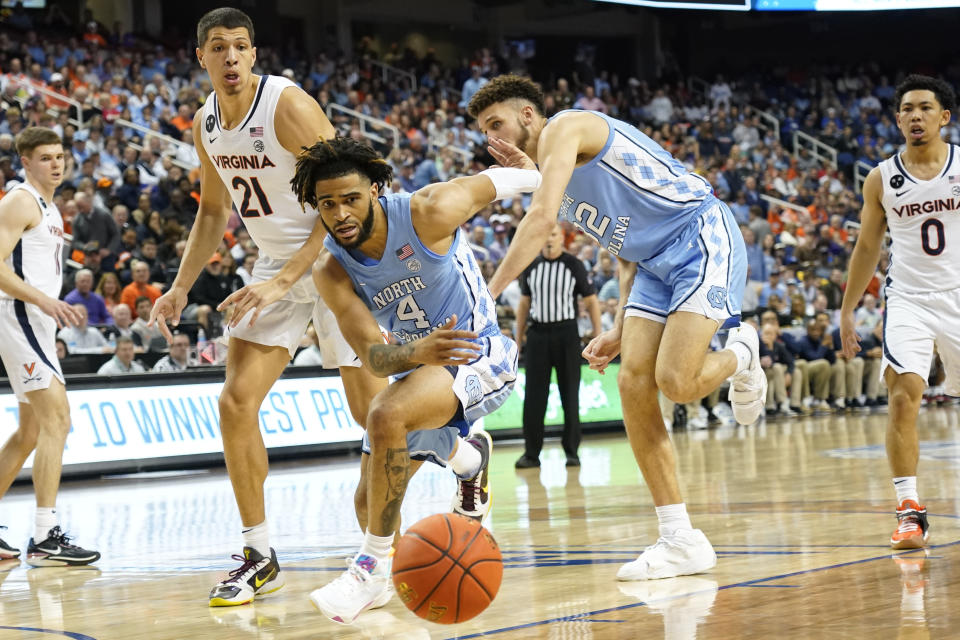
323, 200, 376, 249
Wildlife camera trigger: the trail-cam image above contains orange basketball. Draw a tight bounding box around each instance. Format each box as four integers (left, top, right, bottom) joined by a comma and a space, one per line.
392, 513, 503, 624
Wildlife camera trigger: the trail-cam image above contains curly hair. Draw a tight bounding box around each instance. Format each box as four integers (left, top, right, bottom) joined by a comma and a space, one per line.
895, 74, 956, 113
291, 137, 394, 211
467, 74, 545, 119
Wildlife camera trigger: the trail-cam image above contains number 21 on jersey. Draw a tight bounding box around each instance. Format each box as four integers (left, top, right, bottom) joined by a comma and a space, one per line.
232, 176, 273, 218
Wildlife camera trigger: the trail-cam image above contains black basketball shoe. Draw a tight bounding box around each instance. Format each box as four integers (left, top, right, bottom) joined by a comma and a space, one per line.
0, 526, 20, 559
26, 526, 100, 567
209, 547, 284, 607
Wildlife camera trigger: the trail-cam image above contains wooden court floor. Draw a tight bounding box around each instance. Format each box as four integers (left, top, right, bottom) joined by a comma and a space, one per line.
1, 406, 959, 639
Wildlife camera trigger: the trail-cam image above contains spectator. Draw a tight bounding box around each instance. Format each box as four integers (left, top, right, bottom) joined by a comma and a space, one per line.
63, 268, 111, 325
854, 293, 881, 333
458, 65, 487, 109
55, 338, 68, 360
786, 319, 835, 413
97, 336, 145, 375
758, 268, 787, 308
759, 322, 799, 416
186, 253, 230, 331
152, 332, 191, 373
137, 237, 167, 284
56, 304, 109, 354
129, 295, 164, 349
574, 85, 607, 114
121, 260, 162, 318
236, 253, 256, 286
72, 191, 117, 254
742, 226, 767, 285
101, 303, 143, 350
821, 267, 845, 310
467, 224, 491, 263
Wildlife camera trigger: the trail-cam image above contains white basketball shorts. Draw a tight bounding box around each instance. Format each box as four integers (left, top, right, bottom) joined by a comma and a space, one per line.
0, 299, 63, 402
225, 254, 360, 367
882, 287, 960, 395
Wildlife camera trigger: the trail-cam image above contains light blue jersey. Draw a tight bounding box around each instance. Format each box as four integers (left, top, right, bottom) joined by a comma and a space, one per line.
550, 110, 746, 326
325, 192, 517, 437
553, 109, 717, 263
325, 193, 501, 345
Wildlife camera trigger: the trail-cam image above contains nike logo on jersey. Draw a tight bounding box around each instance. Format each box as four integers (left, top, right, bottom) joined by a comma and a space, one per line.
208, 137, 218, 144
895, 190, 911, 197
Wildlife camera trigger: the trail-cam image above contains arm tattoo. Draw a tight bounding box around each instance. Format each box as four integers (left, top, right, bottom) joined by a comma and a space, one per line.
369, 342, 417, 377
382, 447, 409, 533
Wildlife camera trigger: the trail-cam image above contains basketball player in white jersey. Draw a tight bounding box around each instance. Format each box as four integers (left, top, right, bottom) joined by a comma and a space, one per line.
0, 127, 99, 566
841, 74, 960, 550
149, 8, 490, 607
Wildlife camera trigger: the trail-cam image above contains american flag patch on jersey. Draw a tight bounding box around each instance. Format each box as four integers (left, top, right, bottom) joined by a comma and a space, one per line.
396, 244, 414, 260
249, 126, 264, 137
949, 175, 960, 184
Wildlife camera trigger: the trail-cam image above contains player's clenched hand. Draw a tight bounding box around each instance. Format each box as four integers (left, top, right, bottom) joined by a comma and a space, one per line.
839, 310, 861, 360
148, 287, 188, 344
38, 295, 83, 328
582, 328, 621, 375
487, 136, 537, 171
218, 278, 288, 329
413, 315, 483, 367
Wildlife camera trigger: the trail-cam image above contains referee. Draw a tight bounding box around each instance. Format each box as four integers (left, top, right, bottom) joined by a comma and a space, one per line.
515, 224, 601, 468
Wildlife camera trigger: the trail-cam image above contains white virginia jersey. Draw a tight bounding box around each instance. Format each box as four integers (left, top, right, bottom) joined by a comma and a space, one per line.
879, 145, 960, 293
199, 75, 318, 261
0, 181, 64, 301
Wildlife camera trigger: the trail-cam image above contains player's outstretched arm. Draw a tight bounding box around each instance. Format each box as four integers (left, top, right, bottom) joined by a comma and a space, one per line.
410, 167, 540, 248
219, 89, 337, 328
150, 116, 233, 341
485, 116, 587, 299
0, 190, 81, 328
313, 254, 482, 377
840, 168, 887, 359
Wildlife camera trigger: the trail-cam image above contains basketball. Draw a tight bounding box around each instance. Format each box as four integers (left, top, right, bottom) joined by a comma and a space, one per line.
392, 513, 503, 624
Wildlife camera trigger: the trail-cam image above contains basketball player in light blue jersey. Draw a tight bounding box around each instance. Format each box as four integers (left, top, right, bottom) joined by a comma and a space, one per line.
469, 76, 766, 581
291, 137, 539, 624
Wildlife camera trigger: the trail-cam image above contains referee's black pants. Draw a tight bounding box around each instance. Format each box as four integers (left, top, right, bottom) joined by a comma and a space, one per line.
522, 320, 581, 460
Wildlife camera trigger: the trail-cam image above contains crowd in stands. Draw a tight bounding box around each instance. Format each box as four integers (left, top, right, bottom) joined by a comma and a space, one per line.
0, 11, 953, 414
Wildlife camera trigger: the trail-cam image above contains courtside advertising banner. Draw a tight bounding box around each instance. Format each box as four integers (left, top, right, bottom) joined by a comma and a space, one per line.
0, 376, 365, 470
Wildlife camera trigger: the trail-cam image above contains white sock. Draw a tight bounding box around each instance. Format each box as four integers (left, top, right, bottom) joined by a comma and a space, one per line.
656, 503, 693, 538
448, 437, 482, 479
241, 521, 271, 558
893, 477, 919, 505
35, 507, 57, 542
726, 342, 752, 375
360, 530, 395, 564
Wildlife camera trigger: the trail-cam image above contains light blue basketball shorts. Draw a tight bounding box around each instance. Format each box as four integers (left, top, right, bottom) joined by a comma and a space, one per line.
624, 199, 746, 327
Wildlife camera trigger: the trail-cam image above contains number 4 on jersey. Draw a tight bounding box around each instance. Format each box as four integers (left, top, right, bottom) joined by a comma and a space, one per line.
397, 295, 430, 329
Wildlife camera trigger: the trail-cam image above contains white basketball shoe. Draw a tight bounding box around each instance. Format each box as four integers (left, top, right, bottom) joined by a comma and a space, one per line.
617, 528, 717, 581
725, 325, 766, 425
310, 553, 392, 625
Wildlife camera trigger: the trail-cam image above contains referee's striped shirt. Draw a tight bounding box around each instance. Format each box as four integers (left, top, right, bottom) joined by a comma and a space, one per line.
519, 253, 596, 324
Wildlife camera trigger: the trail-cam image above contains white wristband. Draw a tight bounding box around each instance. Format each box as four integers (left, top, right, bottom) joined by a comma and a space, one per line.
479, 167, 542, 200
